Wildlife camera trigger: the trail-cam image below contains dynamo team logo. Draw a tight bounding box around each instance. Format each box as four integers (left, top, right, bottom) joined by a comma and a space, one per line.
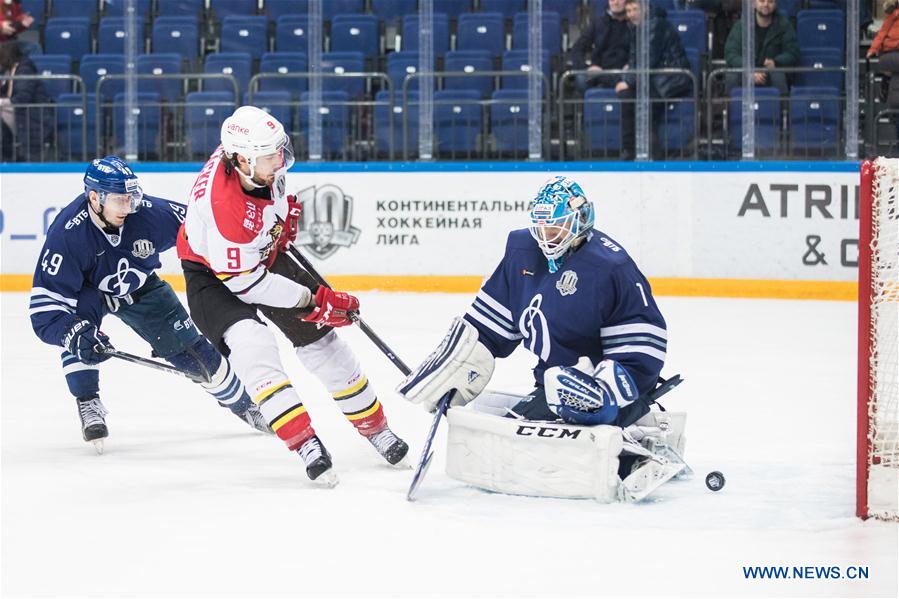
98, 258, 148, 297
519, 294, 551, 362
294, 184, 361, 259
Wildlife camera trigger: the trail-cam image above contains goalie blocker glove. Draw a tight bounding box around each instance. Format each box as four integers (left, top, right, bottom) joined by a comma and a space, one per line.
397, 317, 495, 412
544, 357, 637, 425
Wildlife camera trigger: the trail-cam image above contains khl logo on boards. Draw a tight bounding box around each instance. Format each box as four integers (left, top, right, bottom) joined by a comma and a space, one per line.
294, 184, 361, 259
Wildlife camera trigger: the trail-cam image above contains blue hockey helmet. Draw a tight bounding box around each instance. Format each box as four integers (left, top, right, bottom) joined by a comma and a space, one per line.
83, 156, 144, 214
527, 176, 594, 273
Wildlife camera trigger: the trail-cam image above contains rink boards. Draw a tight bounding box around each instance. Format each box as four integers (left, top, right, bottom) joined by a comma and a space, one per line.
0, 161, 860, 300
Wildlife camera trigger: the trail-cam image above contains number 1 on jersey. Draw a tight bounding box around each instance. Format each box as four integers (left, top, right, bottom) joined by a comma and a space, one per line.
635, 282, 648, 307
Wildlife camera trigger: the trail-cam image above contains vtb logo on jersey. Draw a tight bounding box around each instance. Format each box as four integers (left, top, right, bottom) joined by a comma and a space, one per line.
131, 239, 155, 259
555, 270, 578, 296
293, 184, 361, 259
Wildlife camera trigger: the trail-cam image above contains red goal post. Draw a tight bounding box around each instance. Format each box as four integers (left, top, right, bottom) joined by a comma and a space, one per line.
857, 158, 899, 521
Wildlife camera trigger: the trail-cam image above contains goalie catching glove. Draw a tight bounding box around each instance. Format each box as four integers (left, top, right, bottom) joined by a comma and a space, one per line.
397, 317, 495, 412
544, 357, 638, 425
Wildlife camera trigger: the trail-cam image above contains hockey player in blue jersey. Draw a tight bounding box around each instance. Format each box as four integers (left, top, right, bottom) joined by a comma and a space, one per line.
30, 156, 269, 453
398, 175, 667, 428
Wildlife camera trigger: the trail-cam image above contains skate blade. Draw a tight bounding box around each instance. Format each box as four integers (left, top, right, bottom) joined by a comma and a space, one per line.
311, 470, 339, 488
90, 439, 104, 455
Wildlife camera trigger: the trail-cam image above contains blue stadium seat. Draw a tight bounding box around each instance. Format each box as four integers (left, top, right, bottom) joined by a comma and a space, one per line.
500, 49, 550, 90
185, 91, 235, 157
112, 91, 162, 157
553, 0, 582, 22
490, 89, 530, 154
21, 0, 46, 24
19, 40, 42, 56
32, 54, 73, 99
789, 86, 840, 154
584, 88, 622, 154
156, 0, 204, 17
511, 11, 561, 57
457, 12, 506, 58
371, 0, 417, 25
374, 89, 418, 157
728, 87, 780, 152
298, 90, 350, 158
44, 18, 92, 59
221, 16, 269, 59
778, 0, 802, 18
330, 14, 380, 64
245, 90, 293, 130
80, 54, 125, 100
434, 89, 482, 155
136, 53, 183, 102
52, 0, 97, 20
668, 9, 707, 55
651, 0, 676, 10
444, 50, 494, 98
265, 0, 307, 22
479, 0, 525, 20
152, 17, 199, 64
590, 0, 609, 17
203, 52, 252, 96
797, 48, 843, 89
209, 0, 257, 20
102, 0, 151, 16
98, 17, 131, 55
323, 0, 364, 20
387, 50, 421, 93
433, 0, 472, 20
320, 51, 365, 97
401, 13, 450, 57
258, 52, 308, 98
657, 98, 695, 154
55, 93, 97, 160
684, 47, 701, 92
275, 15, 309, 53
797, 10, 845, 53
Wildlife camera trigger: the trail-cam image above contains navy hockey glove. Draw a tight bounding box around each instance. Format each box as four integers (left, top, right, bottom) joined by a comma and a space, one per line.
62, 320, 114, 365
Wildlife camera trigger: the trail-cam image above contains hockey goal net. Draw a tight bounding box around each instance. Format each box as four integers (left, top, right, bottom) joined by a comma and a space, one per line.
858, 158, 899, 521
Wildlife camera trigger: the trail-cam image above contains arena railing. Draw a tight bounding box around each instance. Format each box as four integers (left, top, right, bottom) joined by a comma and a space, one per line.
557, 67, 699, 161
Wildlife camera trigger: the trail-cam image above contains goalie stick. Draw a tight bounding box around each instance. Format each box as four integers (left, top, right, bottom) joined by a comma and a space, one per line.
407, 391, 454, 501
101, 348, 212, 384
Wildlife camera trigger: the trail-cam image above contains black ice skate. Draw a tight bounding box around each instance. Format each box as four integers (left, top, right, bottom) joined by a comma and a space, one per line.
297, 435, 338, 487
76, 395, 108, 455
366, 427, 410, 467
236, 403, 274, 434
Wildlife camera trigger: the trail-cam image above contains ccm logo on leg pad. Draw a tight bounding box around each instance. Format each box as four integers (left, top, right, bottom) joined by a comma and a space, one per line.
516, 425, 581, 439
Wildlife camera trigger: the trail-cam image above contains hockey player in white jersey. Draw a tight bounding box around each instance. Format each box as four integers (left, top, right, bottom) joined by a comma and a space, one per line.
397, 176, 685, 501
177, 106, 408, 486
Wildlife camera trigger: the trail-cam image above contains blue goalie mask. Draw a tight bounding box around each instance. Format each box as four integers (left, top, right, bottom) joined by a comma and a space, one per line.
83, 156, 144, 214
527, 176, 594, 273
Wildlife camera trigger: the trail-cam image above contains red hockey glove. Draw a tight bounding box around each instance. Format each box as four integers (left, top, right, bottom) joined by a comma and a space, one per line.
285, 195, 302, 243
301, 286, 359, 328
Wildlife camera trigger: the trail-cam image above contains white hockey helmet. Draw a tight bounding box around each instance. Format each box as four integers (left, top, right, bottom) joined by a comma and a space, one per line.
220, 105, 294, 185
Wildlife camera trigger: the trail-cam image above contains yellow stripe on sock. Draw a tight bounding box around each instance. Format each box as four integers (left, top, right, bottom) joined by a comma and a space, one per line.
255, 380, 292, 405
333, 376, 368, 399
345, 400, 381, 421
271, 405, 307, 432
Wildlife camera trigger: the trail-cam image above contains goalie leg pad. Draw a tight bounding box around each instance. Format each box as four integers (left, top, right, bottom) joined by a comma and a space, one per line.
397, 317, 494, 411
446, 408, 623, 502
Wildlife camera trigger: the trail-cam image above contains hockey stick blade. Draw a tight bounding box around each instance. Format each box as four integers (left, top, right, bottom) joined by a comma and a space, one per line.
104, 349, 211, 384
407, 391, 453, 502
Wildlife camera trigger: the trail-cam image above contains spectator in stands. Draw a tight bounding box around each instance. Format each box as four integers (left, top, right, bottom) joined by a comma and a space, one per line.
568, 0, 631, 91
0, 0, 34, 43
723, 0, 799, 96
0, 40, 51, 161
614, 0, 692, 157
867, 0, 899, 108
688, 0, 742, 60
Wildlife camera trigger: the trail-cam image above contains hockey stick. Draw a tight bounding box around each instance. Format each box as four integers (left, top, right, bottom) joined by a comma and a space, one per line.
103, 349, 211, 384
406, 391, 454, 501
285, 244, 412, 375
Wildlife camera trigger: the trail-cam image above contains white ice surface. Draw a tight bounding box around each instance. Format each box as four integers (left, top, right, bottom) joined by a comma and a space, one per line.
1, 292, 896, 598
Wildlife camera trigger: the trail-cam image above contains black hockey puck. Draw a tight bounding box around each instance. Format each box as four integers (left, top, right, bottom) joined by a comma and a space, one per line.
705, 471, 725, 491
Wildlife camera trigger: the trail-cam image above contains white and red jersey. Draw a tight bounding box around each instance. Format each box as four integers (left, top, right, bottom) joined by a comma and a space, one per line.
177, 148, 310, 309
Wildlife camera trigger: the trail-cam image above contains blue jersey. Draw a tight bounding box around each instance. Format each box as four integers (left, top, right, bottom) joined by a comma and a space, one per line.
463, 228, 667, 395
30, 194, 187, 347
